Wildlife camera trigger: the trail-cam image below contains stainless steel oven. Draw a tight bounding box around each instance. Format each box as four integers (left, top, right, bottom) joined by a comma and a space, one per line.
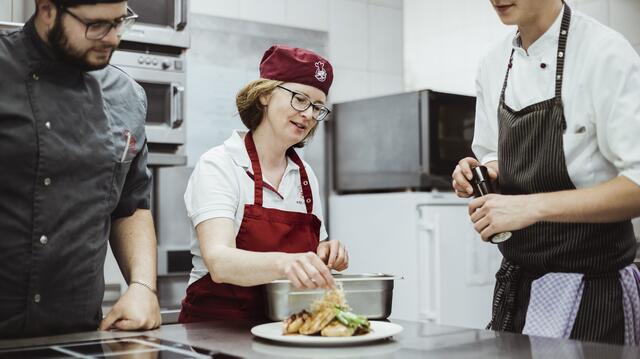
111, 43, 186, 145
124, 0, 189, 48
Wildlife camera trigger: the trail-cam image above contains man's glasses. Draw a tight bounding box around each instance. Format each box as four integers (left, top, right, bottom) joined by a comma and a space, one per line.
60, 6, 138, 40
277, 85, 331, 122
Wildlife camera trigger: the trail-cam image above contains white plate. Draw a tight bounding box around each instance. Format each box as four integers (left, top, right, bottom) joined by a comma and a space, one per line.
251, 321, 403, 346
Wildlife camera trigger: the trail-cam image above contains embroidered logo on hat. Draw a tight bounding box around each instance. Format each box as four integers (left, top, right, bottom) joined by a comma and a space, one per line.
314, 61, 327, 82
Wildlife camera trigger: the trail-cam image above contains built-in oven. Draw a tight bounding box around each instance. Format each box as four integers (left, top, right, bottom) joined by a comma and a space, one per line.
111, 43, 186, 146
124, 0, 189, 48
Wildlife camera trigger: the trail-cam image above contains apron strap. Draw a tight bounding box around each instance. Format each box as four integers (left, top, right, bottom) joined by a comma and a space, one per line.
244, 132, 314, 214
555, 4, 571, 98
499, 4, 572, 104
286, 147, 314, 214
244, 132, 264, 207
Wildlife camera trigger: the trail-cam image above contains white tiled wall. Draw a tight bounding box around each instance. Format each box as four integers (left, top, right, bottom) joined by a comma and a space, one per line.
0, 0, 12, 22
404, 0, 640, 95
190, 0, 404, 103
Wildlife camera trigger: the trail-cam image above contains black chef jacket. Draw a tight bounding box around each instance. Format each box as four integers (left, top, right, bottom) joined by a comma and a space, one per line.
0, 18, 152, 338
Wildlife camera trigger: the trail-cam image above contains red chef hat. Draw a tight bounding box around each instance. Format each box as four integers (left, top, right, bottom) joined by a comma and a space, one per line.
259, 45, 333, 96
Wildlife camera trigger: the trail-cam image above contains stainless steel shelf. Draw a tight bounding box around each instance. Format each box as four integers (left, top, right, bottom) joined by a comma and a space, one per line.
148, 153, 187, 166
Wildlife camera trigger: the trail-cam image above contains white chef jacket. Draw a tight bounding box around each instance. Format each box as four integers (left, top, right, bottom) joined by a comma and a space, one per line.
184, 130, 329, 285
472, 7, 640, 189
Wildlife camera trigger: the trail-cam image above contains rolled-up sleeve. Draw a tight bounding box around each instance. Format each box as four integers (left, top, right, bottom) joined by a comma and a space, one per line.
111, 139, 153, 220
592, 36, 640, 187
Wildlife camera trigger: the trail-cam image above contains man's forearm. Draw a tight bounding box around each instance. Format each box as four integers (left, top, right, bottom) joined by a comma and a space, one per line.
110, 209, 157, 288
533, 176, 640, 223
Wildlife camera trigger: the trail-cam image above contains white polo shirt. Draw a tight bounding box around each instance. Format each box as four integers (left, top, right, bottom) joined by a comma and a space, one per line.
184, 130, 329, 285
472, 7, 640, 189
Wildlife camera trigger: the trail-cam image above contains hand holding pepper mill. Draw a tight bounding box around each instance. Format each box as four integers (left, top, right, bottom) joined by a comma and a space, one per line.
471, 166, 512, 244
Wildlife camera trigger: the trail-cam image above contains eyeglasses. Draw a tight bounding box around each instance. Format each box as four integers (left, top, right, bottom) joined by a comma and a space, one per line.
277, 85, 331, 122
60, 6, 138, 40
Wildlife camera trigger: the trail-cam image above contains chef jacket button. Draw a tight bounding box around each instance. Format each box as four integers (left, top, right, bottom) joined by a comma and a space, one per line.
303, 180, 309, 186
561, 30, 567, 35
40, 235, 48, 245
45, 121, 51, 130
34, 294, 41, 303
540, 63, 547, 69
306, 198, 311, 204
32, 73, 39, 81
43, 177, 52, 186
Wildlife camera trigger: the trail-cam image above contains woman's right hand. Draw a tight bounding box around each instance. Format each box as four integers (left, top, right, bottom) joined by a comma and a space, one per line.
279, 252, 335, 290
452, 157, 499, 198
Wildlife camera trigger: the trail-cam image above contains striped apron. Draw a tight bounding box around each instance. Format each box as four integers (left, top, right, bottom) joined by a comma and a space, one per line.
488, 4, 640, 345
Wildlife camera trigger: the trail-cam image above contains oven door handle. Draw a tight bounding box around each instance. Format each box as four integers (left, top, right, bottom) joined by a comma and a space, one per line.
175, 0, 188, 31
172, 85, 185, 129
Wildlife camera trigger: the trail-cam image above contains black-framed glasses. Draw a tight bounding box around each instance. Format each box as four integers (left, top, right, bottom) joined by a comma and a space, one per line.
277, 85, 331, 122
60, 6, 138, 40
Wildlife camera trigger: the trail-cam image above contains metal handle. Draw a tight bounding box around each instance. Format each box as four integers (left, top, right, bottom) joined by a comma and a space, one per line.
171, 85, 184, 129
175, 0, 188, 31
417, 208, 439, 322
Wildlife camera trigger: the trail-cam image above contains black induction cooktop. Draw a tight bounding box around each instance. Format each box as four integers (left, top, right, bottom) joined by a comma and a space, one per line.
0, 335, 242, 358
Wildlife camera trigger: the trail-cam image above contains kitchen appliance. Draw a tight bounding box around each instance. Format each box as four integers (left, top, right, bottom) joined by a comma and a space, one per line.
111, 43, 186, 147
333, 90, 476, 193
329, 192, 502, 329
265, 273, 397, 321
0, 336, 233, 358
123, 0, 190, 48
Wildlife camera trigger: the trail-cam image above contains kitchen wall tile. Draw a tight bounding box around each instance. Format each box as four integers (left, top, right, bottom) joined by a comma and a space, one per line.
370, 72, 404, 97
328, 0, 368, 69
576, 0, 609, 25
240, 0, 287, 25
190, 0, 241, 18
368, 0, 402, 9
609, 0, 640, 45
284, 0, 329, 31
634, 43, 640, 55
330, 67, 370, 103
368, 4, 403, 74
0, 0, 11, 22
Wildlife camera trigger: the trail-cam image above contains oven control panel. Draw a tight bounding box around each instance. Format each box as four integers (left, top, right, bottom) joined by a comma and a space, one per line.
111, 50, 185, 73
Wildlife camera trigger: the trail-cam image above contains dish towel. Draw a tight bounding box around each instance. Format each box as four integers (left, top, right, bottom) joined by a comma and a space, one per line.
523, 264, 640, 345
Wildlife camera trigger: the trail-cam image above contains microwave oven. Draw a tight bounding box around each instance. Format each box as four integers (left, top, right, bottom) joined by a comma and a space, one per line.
111, 43, 186, 146
333, 90, 476, 192
124, 0, 189, 48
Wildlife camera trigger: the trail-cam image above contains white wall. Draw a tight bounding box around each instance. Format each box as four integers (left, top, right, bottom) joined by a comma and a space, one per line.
190, 0, 404, 103
404, 0, 640, 96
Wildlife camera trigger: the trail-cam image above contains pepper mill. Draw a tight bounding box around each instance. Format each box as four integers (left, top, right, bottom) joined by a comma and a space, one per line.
471, 166, 512, 244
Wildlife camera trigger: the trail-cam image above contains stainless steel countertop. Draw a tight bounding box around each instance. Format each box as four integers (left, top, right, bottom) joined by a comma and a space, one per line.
1, 319, 639, 358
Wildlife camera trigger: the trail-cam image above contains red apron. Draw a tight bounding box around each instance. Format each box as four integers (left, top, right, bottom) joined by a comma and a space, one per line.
179, 132, 321, 322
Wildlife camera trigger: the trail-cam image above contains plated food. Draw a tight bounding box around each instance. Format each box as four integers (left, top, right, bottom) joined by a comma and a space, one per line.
282, 288, 371, 337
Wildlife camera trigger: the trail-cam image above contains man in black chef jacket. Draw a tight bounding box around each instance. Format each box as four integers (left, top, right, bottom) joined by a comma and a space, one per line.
0, 0, 160, 338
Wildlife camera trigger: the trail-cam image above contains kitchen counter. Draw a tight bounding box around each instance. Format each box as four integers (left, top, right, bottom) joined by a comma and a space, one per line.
1, 319, 639, 358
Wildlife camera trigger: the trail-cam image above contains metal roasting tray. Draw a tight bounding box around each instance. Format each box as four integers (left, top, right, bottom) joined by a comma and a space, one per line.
264, 273, 399, 321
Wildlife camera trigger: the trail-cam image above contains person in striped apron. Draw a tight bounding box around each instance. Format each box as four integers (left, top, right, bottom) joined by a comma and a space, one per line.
452, 0, 640, 345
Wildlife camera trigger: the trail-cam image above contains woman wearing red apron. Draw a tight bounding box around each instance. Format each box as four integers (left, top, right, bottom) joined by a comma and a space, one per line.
452, 0, 640, 345
179, 45, 348, 322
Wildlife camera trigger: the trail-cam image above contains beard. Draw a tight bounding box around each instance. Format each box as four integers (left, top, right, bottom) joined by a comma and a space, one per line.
47, 13, 115, 72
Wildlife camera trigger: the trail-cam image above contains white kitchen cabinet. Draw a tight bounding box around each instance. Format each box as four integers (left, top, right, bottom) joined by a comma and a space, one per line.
329, 191, 502, 329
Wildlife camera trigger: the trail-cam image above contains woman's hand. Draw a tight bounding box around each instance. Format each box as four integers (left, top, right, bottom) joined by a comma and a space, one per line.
452, 157, 499, 198
317, 240, 349, 271
469, 194, 541, 241
279, 252, 335, 289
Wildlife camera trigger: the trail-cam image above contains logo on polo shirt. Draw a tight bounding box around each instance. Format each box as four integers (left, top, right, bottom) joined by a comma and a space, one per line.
297, 185, 304, 205
315, 61, 327, 82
